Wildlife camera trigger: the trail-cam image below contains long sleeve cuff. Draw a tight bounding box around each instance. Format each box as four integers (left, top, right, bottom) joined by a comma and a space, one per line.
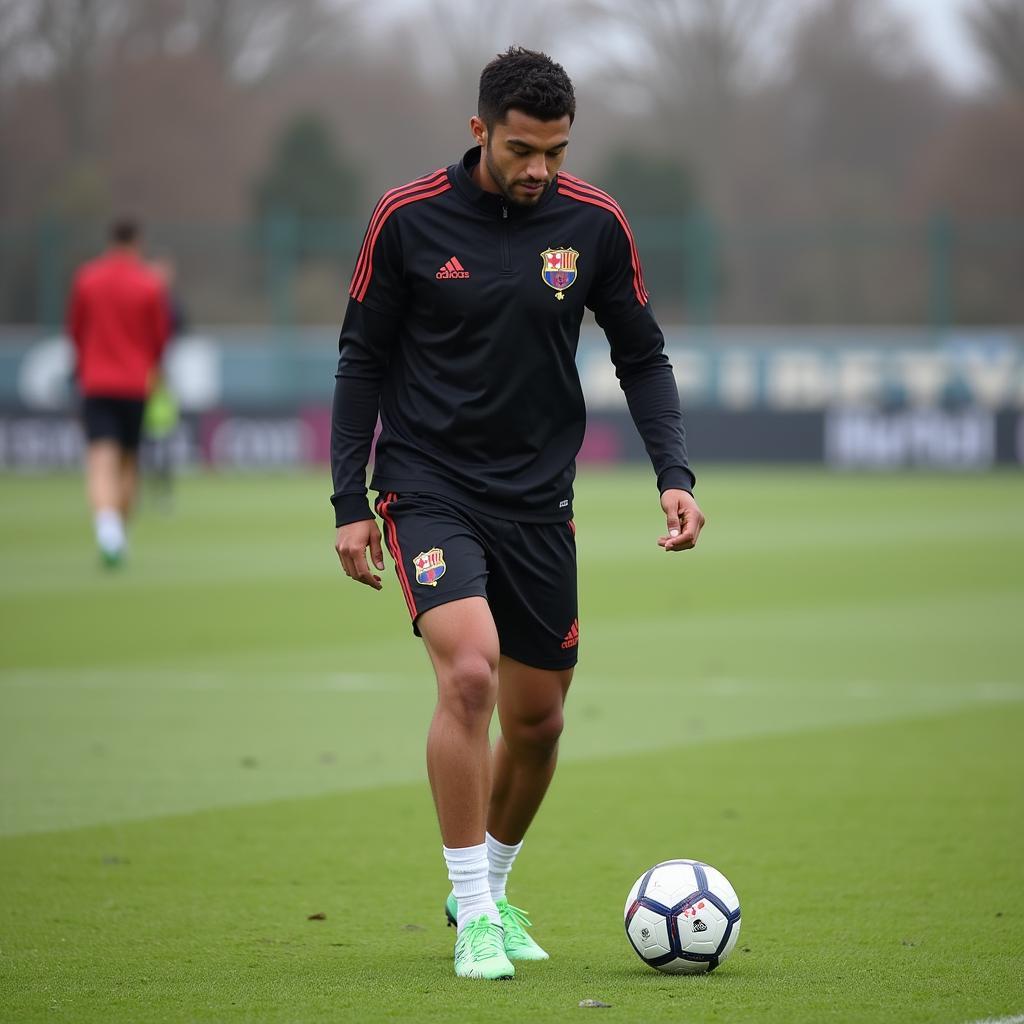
658, 466, 696, 495
332, 492, 375, 527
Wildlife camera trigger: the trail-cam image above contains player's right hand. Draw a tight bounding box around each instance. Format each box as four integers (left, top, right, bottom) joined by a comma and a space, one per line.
335, 519, 385, 590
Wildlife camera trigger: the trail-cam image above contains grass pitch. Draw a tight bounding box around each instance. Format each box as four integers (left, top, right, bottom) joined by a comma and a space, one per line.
1, 468, 1022, 1023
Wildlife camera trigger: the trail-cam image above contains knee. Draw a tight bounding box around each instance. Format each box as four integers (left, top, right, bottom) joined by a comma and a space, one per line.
439, 653, 498, 723
506, 708, 564, 757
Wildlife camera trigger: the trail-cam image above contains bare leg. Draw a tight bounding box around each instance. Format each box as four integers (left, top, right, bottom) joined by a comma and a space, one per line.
86, 440, 130, 561
119, 450, 139, 520
419, 597, 501, 848
487, 656, 573, 845
85, 441, 122, 513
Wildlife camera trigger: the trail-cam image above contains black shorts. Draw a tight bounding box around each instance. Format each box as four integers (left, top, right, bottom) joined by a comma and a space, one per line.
81, 396, 146, 452
374, 491, 579, 671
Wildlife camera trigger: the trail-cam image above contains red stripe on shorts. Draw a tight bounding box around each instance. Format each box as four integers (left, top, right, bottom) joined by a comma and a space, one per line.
378, 492, 417, 619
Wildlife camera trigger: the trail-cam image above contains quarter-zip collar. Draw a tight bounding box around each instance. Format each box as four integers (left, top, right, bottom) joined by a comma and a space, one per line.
451, 147, 559, 219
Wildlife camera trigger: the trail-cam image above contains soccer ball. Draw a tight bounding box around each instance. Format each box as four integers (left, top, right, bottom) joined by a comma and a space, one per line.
624, 859, 742, 974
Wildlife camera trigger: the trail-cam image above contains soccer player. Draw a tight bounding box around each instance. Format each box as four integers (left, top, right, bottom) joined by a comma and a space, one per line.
68, 217, 170, 566
331, 47, 704, 980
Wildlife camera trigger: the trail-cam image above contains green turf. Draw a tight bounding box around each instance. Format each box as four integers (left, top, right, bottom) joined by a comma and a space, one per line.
1, 468, 1022, 1022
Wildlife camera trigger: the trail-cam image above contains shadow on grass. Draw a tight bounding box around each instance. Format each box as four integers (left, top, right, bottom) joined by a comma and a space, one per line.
596, 963, 742, 984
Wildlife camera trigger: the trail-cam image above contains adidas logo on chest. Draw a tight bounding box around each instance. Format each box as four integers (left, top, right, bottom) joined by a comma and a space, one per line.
436, 256, 470, 280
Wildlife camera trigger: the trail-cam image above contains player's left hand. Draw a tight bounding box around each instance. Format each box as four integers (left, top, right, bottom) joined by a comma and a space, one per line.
658, 489, 705, 552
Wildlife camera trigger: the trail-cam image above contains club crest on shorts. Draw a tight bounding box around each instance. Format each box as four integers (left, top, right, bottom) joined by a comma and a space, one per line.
541, 247, 579, 300
413, 547, 446, 587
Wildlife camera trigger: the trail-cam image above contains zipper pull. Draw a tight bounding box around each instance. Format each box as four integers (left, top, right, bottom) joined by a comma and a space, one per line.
501, 203, 509, 220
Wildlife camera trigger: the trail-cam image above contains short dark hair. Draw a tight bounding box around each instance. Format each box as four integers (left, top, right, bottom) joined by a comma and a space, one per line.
478, 46, 575, 129
110, 217, 140, 245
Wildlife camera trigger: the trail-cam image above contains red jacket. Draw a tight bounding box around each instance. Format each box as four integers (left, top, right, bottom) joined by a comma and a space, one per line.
67, 251, 171, 398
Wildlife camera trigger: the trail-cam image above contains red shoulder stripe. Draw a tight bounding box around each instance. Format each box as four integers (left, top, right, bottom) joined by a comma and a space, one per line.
557, 175, 649, 305
350, 168, 447, 292
559, 182, 648, 305
558, 177, 649, 305
349, 179, 450, 302
349, 169, 448, 301
349, 169, 449, 302
560, 171, 631, 213
350, 179, 450, 301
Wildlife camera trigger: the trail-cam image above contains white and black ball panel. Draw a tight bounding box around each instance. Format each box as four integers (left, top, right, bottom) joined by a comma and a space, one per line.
625, 904, 673, 962
644, 862, 700, 909
652, 954, 713, 975
719, 917, 741, 961
624, 859, 742, 975
676, 897, 728, 955
700, 863, 740, 909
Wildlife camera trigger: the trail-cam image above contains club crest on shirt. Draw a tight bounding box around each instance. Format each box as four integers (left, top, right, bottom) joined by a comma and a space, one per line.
540, 247, 579, 300
413, 547, 446, 587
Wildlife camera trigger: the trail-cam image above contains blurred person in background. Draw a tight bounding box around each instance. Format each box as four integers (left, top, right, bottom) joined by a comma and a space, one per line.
67, 217, 170, 567
143, 256, 187, 511
331, 47, 703, 980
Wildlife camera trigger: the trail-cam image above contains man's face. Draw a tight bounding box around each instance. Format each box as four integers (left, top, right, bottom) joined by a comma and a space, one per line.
472, 109, 571, 208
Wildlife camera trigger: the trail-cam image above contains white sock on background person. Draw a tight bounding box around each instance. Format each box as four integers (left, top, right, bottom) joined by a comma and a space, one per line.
486, 831, 523, 902
94, 508, 125, 555
444, 842, 499, 931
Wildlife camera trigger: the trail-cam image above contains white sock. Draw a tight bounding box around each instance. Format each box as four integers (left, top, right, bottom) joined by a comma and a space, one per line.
444, 843, 499, 932
486, 832, 523, 902
94, 508, 125, 555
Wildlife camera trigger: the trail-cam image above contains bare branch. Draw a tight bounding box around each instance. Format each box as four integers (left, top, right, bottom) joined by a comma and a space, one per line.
965, 0, 1024, 95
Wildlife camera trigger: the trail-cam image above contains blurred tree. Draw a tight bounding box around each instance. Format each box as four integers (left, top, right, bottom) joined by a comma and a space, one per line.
182, 0, 349, 82
47, 158, 112, 220
596, 148, 699, 313
688, 0, 955, 323
0, 0, 356, 91
915, 1, 1024, 322
774, 0, 948, 216
252, 112, 361, 223
585, 0, 780, 103
596, 149, 696, 218
397, 0, 582, 98
11, 0, 129, 158
965, 0, 1024, 95
0, 0, 32, 87
581, 0, 785, 189
1, 0, 1022, 325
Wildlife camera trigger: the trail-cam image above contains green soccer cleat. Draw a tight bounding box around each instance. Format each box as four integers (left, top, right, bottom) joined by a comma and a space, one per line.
446, 894, 549, 961
99, 548, 124, 570
495, 898, 549, 961
453, 915, 515, 980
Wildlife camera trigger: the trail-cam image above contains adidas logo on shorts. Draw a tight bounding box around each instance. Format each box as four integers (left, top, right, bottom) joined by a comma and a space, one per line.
561, 618, 579, 649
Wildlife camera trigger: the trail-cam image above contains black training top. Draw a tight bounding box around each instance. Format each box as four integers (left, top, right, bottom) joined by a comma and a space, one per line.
330, 147, 693, 527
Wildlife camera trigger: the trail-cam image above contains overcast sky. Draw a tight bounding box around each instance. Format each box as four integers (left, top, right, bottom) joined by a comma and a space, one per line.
362, 0, 991, 93
888, 0, 986, 88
